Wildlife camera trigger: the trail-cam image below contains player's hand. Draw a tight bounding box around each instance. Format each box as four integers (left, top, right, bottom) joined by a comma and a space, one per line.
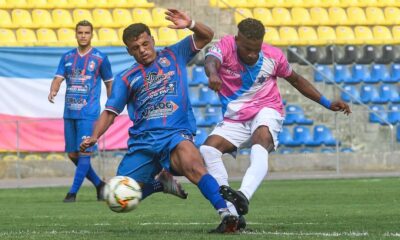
330, 101, 352, 115
80, 137, 97, 152
165, 9, 191, 29
48, 91, 57, 103
208, 73, 222, 92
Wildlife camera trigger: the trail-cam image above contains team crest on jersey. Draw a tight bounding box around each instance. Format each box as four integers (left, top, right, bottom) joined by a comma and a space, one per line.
158, 57, 171, 67
257, 74, 268, 84
209, 45, 221, 54
88, 60, 96, 72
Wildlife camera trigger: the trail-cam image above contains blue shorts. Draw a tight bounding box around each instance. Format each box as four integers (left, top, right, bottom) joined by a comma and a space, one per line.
117, 129, 194, 184
64, 119, 97, 153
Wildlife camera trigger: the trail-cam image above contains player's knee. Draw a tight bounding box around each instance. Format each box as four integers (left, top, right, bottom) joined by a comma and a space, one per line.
199, 145, 222, 165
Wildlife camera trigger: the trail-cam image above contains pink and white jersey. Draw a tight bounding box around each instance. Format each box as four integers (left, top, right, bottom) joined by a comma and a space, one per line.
206, 35, 292, 122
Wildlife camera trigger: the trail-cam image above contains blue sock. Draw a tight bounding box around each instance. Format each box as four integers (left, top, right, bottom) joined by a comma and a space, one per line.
141, 180, 163, 200
69, 155, 91, 194
198, 174, 227, 210
86, 166, 102, 187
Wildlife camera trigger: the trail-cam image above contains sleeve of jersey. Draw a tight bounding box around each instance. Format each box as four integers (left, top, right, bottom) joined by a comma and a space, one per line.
100, 55, 113, 82
105, 75, 128, 115
55, 55, 66, 78
274, 49, 293, 78
169, 35, 199, 63
205, 40, 224, 63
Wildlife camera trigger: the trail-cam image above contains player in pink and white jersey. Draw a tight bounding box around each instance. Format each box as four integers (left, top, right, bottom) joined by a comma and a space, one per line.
200, 18, 351, 230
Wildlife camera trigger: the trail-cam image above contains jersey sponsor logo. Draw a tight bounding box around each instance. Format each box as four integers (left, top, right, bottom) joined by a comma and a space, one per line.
65, 62, 72, 67
88, 60, 96, 72
141, 101, 179, 119
223, 68, 240, 77
158, 57, 171, 67
66, 85, 89, 94
139, 82, 178, 104
65, 97, 87, 110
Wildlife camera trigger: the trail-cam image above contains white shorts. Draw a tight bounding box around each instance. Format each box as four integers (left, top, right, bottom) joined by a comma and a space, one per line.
210, 107, 284, 150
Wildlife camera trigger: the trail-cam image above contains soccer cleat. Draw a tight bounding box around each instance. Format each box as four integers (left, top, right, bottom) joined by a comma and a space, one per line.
219, 185, 249, 215
209, 210, 239, 233
96, 181, 106, 201
155, 170, 188, 199
237, 215, 246, 231
63, 192, 76, 203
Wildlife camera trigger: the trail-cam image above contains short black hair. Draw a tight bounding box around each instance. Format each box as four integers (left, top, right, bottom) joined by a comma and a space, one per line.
123, 23, 151, 45
75, 20, 93, 32
238, 18, 265, 40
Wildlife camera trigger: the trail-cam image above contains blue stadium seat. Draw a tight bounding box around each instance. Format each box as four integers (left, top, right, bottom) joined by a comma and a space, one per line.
194, 128, 209, 147
196, 86, 220, 106
341, 85, 360, 103
291, 126, 316, 146
299, 148, 315, 154
192, 107, 206, 126
277, 127, 295, 146
191, 65, 208, 86
320, 148, 335, 153
350, 64, 369, 84
278, 148, 294, 154
333, 64, 351, 84
197, 107, 222, 127
387, 104, 400, 124
389, 64, 400, 83
189, 86, 200, 106
379, 84, 400, 103
312, 125, 337, 146
360, 84, 382, 103
369, 105, 388, 124
368, 64, 390, 83
314, 64, 333, 83
340, 147, 354, 153
284, 104, 313, 125
397, 125, 400, 142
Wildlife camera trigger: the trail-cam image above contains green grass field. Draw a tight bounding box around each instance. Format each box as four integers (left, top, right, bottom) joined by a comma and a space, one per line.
0, 177, 399, 240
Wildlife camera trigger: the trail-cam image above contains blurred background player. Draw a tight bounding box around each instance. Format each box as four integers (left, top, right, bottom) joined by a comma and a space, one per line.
200, 18, 351, 229
48, 20, 113, 202
80, 9, 240, 233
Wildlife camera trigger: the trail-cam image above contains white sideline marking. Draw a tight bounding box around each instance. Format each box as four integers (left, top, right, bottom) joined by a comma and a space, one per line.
139, 222, 317, 226
242, 231, 368, 237
384, 233, 400, 237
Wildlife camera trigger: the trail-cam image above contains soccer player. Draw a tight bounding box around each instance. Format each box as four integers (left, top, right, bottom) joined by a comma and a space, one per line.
200, 18, 351, 229
48, 20, 113, 203
80, 9, 239, 233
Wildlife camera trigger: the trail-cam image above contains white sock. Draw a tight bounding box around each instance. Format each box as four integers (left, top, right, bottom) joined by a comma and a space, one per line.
239, 144, 269, 200
200, 145, 238, 216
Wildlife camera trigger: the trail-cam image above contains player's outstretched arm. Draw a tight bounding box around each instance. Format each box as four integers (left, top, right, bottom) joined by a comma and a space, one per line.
80, 110, 117, 152
205, 55, 222, 91
48, 76, 64, 103
164, 8, 213, 49
285, 70, 351, 115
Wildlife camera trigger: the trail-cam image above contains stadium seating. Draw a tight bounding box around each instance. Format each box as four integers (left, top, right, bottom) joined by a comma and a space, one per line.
379, 84, 400, 103
12, 9, 33, 28
32, 9, 53, 28
397, 125, 400, 142
312, 125, 338, 146
253, 8, 272, 26
278, 127, 295, 146
234, 7, 253, 24
369, 64, 390, 83
369, 105, 388, 124
390, 64, 400, 82
158, 27, 178, 46
314, 64, 333, 83
52, 9, 74, 28
16, 28, 36, 45
197, 107, 223, 127
360, 84, 382, 103
73, 9, 93, 23
284, 104, 314, 125
194, 128, 209, 147
310, 7, 330, 25
190, 65, 208, 86
333, 65, 352, 84
264, 27, 280, 44
0, 28, 17, 45
113, 8, 132, 27
387, 104, 400, 124
288, 126, 315, 146
57, 28, 76, 46
132, 8, 154, 27
92, 9, 114, 28
45, 153, 65, 161
0, 10, 13, 28
341, 85, 361, 103
350, 64, 369, 84
36, 28, 57, 46
98, 28, 119, 46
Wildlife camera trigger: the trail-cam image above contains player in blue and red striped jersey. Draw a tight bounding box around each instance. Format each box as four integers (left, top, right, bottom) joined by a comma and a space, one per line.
80, 9, 239, 233
48, 20, 113, 203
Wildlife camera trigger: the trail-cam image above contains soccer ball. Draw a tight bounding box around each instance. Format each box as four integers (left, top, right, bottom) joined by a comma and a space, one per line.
104, 176, 142, 213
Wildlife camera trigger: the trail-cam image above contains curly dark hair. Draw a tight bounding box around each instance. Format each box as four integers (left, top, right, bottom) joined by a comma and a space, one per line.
238, 18, 265, 40
123, 23, 151, 45
75, 20, 93, 32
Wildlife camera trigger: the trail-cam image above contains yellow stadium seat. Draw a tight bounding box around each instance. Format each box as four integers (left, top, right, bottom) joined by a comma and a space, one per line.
92, 9, 114, 27
298, 26, 320, 45
253, 8, 272, 26
68, 0, 88, 8
24, 154, 42, 161
47, 0, 69, 8
98, 28, 119, 45
301, 0, 323, 7
177, 28, 192, 40
90, 30, 99, 45
158, 27, 178, 46
132, 8, 154, 27
372, 26, 393, 43
16, 28, 37, 46
317, 26, 336, 44
0, 10, 13, 28
2, 154, 19, 161
12, 9, 33, 28
365, 7, 385, 25
73, 9, 93, 23
384, 7, 400, 25
126, 0, 154, 7
347, 7, 367, 25
57, 28, 76, 46
357, 0, 379, 6
354, 26, 373, 44
320, 0, 340, 7
0, 0, 6, 8
32, 9, 53, 28
272, 7, 292, 25
377, 0, 396, 7
280, 0, 304, 7
234, 8, 253, 25
150, 28, 158, 42
6, 0, 27, 9
279, 27, 298, 46
339, 0, 359, 7
291, 7, 312, 25
107, 0, 128, 8
328, 7, 348, 25
335, 26, 355, 44
87, 0, 109, 8
263, 27, 280, 44
248, 0, 283, 7
27, 0, 50, 8
52, 9, 74, 28
36, 28, 57, 46
45, 153, 65, 161
0, 28, 17, 46
310, 7, 330, 25
152, 7, 170, 27
113, 8, 132, 27
392, 26, 400, 42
